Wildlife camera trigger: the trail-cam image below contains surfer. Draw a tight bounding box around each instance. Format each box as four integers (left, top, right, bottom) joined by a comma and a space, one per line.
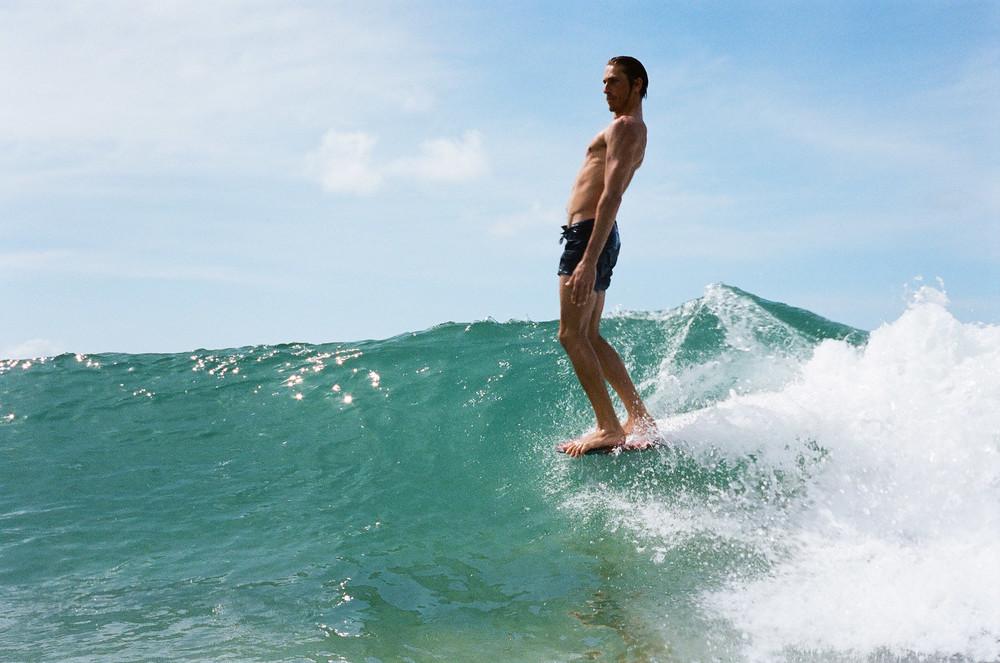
556, 56, 659, 457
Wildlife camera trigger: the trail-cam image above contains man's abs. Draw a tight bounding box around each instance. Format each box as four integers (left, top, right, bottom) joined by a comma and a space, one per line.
566, 162, 605, 224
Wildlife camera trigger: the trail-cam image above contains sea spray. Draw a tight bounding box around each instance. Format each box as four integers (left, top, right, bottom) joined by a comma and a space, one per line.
579, 286, 1000, 661
705, 287, 1000, 661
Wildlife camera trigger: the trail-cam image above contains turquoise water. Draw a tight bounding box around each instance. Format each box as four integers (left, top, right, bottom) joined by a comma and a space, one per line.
3, 284, 999, 662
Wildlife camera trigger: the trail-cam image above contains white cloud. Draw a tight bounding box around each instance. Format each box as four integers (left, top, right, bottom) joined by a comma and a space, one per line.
387, 130, 489, 182
400, 90, 436, 113
0, 2, 447, 186
306, 131, 382, 195
489, 202, 562, 237
2, 338, 64, 359
307, 129, 489, 195
0, 249, 271, 285
0, 249, 73, 269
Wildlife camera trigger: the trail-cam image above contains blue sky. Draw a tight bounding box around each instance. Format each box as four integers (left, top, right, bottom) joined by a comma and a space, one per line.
3, 1, 998, 356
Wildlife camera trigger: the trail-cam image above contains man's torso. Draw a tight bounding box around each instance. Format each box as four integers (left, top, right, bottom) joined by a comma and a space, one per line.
565, 118, 646, 225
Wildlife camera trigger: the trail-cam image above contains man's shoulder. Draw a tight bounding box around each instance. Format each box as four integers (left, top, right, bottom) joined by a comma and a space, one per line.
605, 115, 646, 143
608, 114, 645, 133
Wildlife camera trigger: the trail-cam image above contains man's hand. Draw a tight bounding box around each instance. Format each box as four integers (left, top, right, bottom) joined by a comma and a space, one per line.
567, 260, 597, 306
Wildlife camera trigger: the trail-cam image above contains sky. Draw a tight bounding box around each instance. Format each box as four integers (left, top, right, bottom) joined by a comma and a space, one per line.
2, 1, 998, 357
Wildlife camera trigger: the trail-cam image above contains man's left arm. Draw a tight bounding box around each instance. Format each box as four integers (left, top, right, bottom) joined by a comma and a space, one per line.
568, 120, 643, 304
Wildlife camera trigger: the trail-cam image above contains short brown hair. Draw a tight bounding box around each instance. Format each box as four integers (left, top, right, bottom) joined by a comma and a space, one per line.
607, 56, 648, 99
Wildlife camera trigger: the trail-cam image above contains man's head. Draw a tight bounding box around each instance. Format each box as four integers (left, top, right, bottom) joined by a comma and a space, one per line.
603, 56, 647, 115
605, 55, 648, 103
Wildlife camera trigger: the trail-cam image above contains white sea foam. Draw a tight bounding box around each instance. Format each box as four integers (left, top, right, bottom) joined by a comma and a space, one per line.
631, 286, 1000, 660
645, 283, 822, 416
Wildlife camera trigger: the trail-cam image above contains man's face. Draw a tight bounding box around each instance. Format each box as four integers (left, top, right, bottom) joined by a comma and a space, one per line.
603, 64, 635, 112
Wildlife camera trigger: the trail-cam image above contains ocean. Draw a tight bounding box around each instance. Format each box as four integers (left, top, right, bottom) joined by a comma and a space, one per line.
2, 283, 998, 662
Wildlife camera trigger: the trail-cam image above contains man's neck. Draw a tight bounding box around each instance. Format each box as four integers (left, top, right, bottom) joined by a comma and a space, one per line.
613, 94, 643, 119
613, 105, 643, 120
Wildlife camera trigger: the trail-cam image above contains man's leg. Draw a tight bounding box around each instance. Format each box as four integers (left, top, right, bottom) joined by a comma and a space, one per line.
586, 290, 657, 439
556, 275, 626, 457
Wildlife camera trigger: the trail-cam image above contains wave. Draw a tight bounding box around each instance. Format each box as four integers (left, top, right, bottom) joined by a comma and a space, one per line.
2, 283, 997, 662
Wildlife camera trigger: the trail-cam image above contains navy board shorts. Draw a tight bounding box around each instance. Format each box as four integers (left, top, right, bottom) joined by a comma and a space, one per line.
557, 219, 621, 291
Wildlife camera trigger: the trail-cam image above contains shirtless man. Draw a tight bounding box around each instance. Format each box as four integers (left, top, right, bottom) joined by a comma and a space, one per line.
556, 56, 658, 457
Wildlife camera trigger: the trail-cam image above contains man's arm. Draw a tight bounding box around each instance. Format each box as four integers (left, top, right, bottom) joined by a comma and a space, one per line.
568, 119, 643, 305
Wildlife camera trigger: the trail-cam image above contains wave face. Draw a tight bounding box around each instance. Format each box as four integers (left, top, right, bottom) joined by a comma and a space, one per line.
2, 283, 997, 662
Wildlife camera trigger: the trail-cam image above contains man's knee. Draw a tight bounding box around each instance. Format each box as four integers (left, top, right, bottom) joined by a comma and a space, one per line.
558, 325, 587, 350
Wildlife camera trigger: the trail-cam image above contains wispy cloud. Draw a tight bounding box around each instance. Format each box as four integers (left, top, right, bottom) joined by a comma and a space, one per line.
0, 249, 73, 270
0, 2, 449, 186
639, 46, 1000, 263
1, 338, 64, 360
751, 100, 955, 166
306, 131, 382, 195
0, 249, 272, 285
636, 212, 911, 261
307, 129, 489, 195
387, 130, 489, 182
488, 202, 563, 238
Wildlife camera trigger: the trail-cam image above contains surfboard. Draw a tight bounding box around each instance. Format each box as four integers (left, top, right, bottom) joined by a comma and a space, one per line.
556, 436, 666, 455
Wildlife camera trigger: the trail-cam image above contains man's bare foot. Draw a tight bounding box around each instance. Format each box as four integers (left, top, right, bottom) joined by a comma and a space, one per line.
623, 414, 658, 437
621, 415, 662, 451
557, 427, 626, 457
